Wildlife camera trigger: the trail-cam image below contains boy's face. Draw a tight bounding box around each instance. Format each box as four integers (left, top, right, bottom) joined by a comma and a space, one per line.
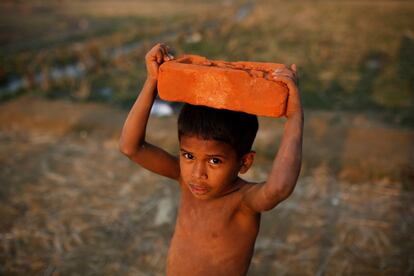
179, 135, 246, 200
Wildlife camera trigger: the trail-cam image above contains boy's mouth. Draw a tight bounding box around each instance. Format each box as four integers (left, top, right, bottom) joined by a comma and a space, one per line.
189, 183, 210, 195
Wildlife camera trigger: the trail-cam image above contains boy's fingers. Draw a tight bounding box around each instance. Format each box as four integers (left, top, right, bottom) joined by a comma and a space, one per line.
272, 71, 295, 79
163, 45, 170, 55
154, 43, 164, 54
273, 65, 298, 82
272, 69, 294, 74
275, 76, 295, 84
158, 43, 175, 61
272, 75, 295, 84
273, 67, 292, 73
164, 45, 175, 59
161, 43, 170, 54
271, 73, 293, 79
272, 74, 299, 88
156, 52, 163, 63
147, 43, 163, 61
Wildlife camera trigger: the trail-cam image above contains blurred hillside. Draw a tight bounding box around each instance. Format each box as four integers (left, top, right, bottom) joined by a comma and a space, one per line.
1, 0, 413, 124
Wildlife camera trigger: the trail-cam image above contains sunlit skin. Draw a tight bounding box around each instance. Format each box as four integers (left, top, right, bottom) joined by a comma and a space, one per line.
119, 43, 303, 275
163, 135, 260, 275
179, 135, 247, 200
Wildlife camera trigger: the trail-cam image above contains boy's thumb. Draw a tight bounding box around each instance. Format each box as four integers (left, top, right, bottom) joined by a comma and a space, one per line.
291, 64, 297, 72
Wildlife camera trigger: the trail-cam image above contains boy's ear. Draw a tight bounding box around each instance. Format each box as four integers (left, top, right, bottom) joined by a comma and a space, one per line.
239, 151, 256, 174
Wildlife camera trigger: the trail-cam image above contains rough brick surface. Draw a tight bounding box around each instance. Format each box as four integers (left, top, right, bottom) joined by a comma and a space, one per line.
157, 55, 289, 117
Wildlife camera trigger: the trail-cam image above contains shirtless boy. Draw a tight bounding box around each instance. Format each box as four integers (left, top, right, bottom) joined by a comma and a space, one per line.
119, 43, 303, 275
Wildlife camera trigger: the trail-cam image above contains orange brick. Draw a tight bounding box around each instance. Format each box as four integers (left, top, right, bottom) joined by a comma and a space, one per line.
157, 55, 289, 117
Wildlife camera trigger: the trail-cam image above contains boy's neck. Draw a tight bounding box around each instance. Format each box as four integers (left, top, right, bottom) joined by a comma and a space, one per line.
194, 177, 245, 201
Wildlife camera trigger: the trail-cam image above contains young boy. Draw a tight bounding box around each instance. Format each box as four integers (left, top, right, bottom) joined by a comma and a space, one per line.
119, 43, 303, 275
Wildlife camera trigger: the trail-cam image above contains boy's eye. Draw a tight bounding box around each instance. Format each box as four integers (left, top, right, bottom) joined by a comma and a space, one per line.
183, 152, 194, 160
209, 158, 222, 165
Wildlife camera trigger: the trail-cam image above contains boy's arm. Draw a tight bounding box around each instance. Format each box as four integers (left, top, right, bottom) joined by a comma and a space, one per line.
243, 64, 303, 212
119, 43, 180, 180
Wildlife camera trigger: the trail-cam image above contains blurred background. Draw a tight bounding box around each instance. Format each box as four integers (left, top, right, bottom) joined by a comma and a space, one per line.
0, 0, 413, 275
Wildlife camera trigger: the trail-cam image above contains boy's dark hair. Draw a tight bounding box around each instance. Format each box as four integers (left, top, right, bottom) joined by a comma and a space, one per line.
178, 104, 258, 158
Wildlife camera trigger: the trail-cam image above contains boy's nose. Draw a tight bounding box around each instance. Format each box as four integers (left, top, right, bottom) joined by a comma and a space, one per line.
192, 161, 207, 180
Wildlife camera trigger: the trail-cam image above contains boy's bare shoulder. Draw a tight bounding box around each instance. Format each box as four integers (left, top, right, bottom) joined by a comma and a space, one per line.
237, 178, 264, 214
238, 177, 262, 191
223, 177, 260, 199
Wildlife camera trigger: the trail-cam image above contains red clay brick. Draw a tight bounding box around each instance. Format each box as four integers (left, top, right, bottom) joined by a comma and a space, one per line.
157, 55, 289, 117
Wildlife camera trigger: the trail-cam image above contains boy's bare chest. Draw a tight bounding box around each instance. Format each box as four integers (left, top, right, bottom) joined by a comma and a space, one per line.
175, 186, 258, 240
167, 185, 260, 275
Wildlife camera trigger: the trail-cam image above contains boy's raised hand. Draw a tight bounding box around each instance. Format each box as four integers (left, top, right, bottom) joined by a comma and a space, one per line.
242, 64, 303, 212
119, 43, 180, 181
271, 64, 303, 118
145, 43, 174, 81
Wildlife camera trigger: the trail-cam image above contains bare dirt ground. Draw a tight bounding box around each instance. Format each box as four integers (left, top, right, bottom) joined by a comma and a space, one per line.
1, 96, 413, 275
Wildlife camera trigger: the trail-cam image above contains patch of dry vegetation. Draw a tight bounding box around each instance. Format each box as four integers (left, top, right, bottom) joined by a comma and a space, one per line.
0, 96, 413, 275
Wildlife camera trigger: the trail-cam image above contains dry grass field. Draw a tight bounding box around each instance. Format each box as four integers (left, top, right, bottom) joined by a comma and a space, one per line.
1, 96, 413, 275
1, 0, 413, 275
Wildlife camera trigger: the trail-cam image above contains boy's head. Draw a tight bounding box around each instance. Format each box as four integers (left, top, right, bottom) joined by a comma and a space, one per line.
178, 103, 258, 158
177, 103, 259, 199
